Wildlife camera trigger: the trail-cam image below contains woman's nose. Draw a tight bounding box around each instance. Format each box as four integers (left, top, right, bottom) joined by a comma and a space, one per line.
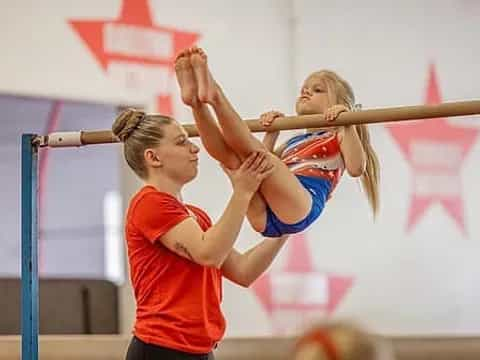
191, 143, 200, 153
301, 87, 310, 95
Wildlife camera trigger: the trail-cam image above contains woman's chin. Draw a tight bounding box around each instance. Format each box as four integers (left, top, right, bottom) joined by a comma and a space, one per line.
186, 168, 199, 183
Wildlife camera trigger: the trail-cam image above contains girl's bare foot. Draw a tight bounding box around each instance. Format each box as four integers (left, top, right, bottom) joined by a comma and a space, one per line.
190, 47, 218, 104
174, 50, 198, 107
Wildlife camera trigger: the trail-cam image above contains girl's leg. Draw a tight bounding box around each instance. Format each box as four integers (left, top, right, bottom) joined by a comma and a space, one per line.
176, 50, 239, 169
176, 49, 268, 232
246, 192, 267, 233
191, 49, 263, 158
191, 104, 240, 169
191, 48, 312, 224
191, 102, 269, 232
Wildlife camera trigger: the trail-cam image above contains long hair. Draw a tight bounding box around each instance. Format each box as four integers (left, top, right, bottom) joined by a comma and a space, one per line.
313, 70, 380, 216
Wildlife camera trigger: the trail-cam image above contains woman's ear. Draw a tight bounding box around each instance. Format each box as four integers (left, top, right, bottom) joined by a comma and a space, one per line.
144, 148, 163, 167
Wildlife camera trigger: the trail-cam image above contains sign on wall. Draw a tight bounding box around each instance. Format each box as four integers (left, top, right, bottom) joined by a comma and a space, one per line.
387, 64, 478, 236
68, 0, 199, 114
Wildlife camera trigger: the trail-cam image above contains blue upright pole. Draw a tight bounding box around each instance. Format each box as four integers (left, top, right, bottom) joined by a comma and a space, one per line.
21, 134, 39, 360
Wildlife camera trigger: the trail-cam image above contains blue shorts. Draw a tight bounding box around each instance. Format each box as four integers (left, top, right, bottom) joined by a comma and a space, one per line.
261, 175, 331, 237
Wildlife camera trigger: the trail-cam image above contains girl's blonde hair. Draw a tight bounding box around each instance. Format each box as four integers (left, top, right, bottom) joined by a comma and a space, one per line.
112, 108, 173, 179
312, 70, 380, 216
294, 322, 376, 360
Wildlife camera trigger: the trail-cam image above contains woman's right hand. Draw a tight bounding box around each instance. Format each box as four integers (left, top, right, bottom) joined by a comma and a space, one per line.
229, 151, 275, 197
260, 110, 284, 127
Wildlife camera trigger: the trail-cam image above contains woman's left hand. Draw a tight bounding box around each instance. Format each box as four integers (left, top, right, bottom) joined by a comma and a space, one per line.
324, 104, 349, 122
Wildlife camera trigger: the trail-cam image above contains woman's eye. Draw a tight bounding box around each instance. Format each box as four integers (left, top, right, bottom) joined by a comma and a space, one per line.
314, 88, 324, 93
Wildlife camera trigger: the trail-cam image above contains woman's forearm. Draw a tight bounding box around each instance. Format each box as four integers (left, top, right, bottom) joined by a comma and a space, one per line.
202, 191, 252, 267
237, 235, 288, 286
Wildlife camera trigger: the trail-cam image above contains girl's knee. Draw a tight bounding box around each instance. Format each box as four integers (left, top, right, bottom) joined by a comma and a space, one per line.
248, 211, 267, 233
250, 219, 266, 233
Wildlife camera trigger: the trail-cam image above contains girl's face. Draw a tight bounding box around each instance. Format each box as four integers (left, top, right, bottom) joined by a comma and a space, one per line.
295, 74, 332, 115
146, 121, 200, 184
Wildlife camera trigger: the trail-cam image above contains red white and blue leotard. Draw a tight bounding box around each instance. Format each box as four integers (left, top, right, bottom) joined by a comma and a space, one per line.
281, 130, 344, 198
261, 130, 345, 237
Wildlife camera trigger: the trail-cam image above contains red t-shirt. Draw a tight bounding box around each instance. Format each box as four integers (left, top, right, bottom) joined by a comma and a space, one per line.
125, 185, 225, 354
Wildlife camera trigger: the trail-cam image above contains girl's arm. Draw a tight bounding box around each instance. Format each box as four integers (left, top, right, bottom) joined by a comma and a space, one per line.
262, 131, 280, 153
221, 235, 289, 287
260, 110, 285, 155
338, 126, 366, 177
325, 105, 366, 177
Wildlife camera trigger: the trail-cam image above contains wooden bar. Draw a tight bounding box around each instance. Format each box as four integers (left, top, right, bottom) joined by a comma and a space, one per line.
57, 100, 480, 146
80, 130, 118, 145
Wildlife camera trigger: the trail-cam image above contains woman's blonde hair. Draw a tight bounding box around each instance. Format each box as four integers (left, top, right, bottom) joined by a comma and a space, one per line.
312, 70, 380, 216
112, 108, 173, 179
294, 322, 376, 360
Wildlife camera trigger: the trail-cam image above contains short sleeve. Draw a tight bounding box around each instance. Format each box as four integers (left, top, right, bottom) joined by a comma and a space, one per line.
131, 192, 190, 243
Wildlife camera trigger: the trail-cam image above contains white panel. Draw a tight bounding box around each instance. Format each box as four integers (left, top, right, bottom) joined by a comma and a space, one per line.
292, 0, 480, 335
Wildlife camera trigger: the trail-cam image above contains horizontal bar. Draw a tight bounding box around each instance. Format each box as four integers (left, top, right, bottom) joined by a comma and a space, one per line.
46, 100, 480, 146
229, 99, 480, 136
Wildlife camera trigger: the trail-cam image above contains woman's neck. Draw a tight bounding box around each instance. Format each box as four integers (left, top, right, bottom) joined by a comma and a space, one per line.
145, 176, 183, 201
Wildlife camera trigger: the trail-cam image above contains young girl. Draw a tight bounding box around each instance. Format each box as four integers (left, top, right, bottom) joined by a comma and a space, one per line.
175, 47, 379, 237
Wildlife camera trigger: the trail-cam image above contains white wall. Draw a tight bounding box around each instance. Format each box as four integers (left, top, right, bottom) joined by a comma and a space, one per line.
292, 0, 480, 335
2, 0, 480, 339
0, 0, 292, 337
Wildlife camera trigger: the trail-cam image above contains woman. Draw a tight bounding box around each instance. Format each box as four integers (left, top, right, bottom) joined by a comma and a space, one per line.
112, 109, 287, 360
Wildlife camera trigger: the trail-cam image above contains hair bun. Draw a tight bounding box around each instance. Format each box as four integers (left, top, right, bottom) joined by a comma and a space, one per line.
111, 108, 146, 142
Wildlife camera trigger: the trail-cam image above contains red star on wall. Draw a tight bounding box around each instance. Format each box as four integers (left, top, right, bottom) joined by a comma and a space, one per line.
386, 64, 478, 235
68, 0, 199, 114
252, 233, 354, 333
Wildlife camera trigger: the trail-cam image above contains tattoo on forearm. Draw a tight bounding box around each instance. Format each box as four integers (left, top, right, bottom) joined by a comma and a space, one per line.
174, 242, 194, 261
